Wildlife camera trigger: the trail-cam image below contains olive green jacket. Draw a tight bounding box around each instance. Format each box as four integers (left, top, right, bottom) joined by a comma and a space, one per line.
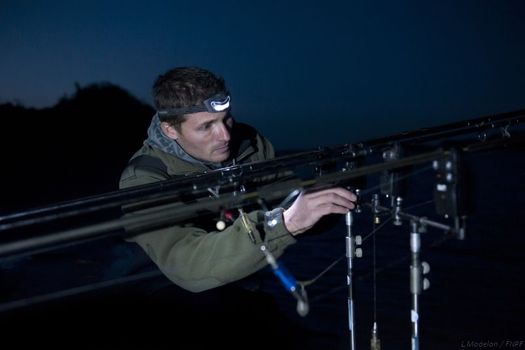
119, 121, 296, 292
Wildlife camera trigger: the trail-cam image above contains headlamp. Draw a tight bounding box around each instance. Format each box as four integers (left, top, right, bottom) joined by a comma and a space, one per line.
157, 93, 231, 118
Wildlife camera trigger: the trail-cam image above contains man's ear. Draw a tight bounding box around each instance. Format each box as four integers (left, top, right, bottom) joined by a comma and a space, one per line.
160, 122, 179, 140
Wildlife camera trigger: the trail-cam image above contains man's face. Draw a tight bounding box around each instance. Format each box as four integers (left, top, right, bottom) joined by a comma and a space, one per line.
163, 111, 233, 163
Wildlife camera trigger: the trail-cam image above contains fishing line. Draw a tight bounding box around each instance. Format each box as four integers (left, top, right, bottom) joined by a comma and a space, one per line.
297, 197, 436, 305
265, 163, 437, 304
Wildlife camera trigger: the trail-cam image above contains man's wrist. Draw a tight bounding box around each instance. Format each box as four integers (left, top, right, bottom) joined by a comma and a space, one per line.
281, 208, 300, 236
265, 207, 303, 237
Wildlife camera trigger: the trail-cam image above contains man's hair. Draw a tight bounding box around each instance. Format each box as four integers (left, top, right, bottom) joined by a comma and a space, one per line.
153, 67, 228, 129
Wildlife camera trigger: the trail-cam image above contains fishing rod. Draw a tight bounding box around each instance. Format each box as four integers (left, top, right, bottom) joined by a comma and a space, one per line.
0, 148, 452, 259
0, 108, 523, 258
1, 108, 522, 230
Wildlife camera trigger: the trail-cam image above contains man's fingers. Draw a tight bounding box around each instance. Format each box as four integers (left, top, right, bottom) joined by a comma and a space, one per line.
305, 189, 356, 210
317, 202, 354, 215
306, 187, 357, 202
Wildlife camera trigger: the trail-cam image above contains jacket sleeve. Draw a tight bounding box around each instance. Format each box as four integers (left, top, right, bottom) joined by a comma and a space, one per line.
119, 165, 297, 293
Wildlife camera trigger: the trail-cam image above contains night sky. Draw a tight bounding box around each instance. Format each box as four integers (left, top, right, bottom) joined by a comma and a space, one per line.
1, 0, 525, 150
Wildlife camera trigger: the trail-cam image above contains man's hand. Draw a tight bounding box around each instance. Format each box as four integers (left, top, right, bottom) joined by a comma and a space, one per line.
283, 187, 357, 236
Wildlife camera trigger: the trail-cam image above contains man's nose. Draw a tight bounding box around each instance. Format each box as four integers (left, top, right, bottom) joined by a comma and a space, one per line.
216, 122, 231, 141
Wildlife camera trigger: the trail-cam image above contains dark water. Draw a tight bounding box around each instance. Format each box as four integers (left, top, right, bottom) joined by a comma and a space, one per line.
0, 147, 523, 349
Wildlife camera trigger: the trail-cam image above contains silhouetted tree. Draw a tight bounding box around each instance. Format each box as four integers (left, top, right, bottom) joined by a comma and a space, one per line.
0, 83, 155, 212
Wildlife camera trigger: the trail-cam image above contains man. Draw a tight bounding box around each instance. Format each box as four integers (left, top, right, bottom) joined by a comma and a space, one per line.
119, 66, 356, 294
